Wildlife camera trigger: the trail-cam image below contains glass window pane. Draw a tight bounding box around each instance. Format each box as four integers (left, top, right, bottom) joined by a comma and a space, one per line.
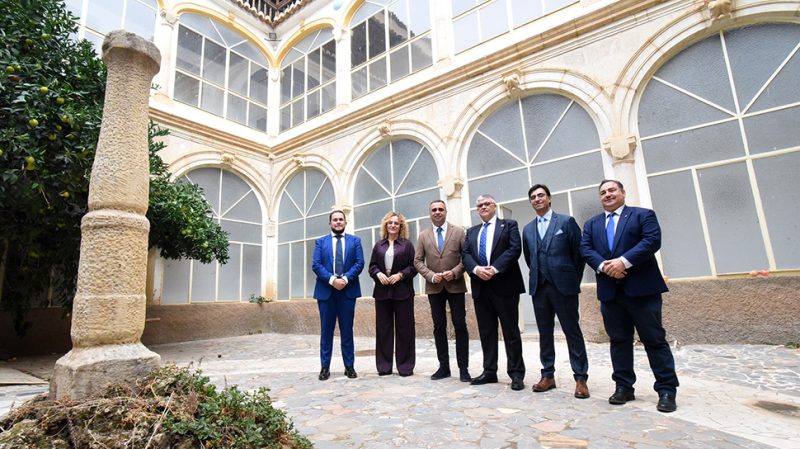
86, 0, 123, 35
355, 199, 393, 227
362, 144, 392, 191
307, 49, 321, 90
280, 66, 292, 104
291, 242, 305, 298
530, 152, 603, 192
248, 103, 267, 131
292, 62, 306, 99
185, 168, 220, 210
202, 39, 226, 85
478, 99, 526, 162
278, 219, 304, 243
64, 0, 82, 17
231, 40, 269, 67
368, 13, 387, 59
748, 51, 800, 113
227, 94, 247, 125
536, 104, 600, 161
228, 53, 248, 96
468, 168, 529, 204
278, 244, 290, 298
221, 170, 255, 217
512, 0, 544, 27
225, 191, 261, 223
410, 37, 433, 73
744, 106, 800, 155
388, 1, 409, 48
125, 0, 156, 40
697, 162, 768, 274
174, 72, 200, 106
641, 120, 744, 174
395, 189, 438, 220
467, 132, 525, 177
521, 94, 571, 156
162, 259, 190, 304
352, 67, 368, 99
321, 83, 336, 113
638, 80, 732, 138
546, 0, 577, 12
292, 99, 305, 127
409, 0, 431, 36
648, 171, 711, 278
307, 90, 320, 119
355, 172, 389, 204
222, 219, 262, 244
480, 0, 509, 42
321, 41, 336, 83
191, 261, 217, 302
250, 64, 269, 104
369, 57, 387, 91
754, 152, 800, 269
241, 244, 261, 300
177, 26, 202, 75
200, 83, 224, 116
452, 0, 475, 17
390, 47, 410, 82
453, 13, 480, 53
218, 244, 242, 300
280, 106, 291, 132
351, 21, 368, 68
306, 214, 331, 239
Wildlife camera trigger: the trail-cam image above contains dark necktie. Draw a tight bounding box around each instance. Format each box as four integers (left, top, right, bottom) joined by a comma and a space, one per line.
334, 235, 344, 276
436, 227, 444, 252
606, 212, 616, 251
478, 222, 491, 266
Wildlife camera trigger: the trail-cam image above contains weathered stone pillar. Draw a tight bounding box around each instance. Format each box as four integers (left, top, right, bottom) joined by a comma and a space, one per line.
50, 31, 162, 400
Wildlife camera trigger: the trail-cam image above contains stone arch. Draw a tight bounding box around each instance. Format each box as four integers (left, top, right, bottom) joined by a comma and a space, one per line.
275, 19, 337, 64
271, 155, 341, 220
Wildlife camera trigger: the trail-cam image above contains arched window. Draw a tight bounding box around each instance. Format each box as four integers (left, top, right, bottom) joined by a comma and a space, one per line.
465, 93, 604, 281
280, 28, 337, 131
452, 0, 576, 53
64, 0, 157, 50
638, 23, 800, 278
352, 139, 439, 292
161, 168, 263, 303
277, 169, 336, 299
173, 13, 269, 132
350, 0, 433, 100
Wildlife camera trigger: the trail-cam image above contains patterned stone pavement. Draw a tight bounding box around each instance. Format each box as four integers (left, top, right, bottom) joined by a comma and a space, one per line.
2, 333, 799, 448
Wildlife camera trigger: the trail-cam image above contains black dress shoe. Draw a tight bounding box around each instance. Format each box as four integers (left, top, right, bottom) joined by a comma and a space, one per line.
378, 371, 392, 376
318, 367, 330, 381
608, 386, 635, 404
459, 369, 472, 382
656, 393, 677, 413
399, 371, 413, 377
470, 373, 498, 385
510, 377, 525, 391
431, 366, 451, 380
344, 366, 357, 379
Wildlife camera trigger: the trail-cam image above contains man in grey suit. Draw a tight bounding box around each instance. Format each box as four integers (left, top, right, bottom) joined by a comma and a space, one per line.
522, 184, 589, 398
414, 200, 471, 382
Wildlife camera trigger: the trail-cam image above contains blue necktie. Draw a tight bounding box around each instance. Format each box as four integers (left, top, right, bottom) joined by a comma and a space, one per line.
334, 235, 344, 276
436, 227, 444, 252
606, 213, 616, 251
538, 217, 547, 240
478, 222, 490, 266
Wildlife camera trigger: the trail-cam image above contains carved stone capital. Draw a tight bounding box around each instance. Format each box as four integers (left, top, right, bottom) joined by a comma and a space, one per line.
292, 155, 308, 168
705, 0, 733, 22
159, 9, 179, 27
438, 176, 465, 198
501, 71, 523, 97
334, 26, 348, 43
602, 135, 638, 161
269, 67, 281, 83
221, 152, 236, 167
265, 221, 277, 237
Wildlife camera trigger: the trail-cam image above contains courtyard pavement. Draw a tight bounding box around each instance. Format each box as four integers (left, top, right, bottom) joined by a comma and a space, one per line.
2, 332, 799, 448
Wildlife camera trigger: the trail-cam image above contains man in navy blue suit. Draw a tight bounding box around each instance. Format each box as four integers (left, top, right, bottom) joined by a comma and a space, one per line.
312, 210, 365, 381
462, 194, 526, 391
522, 184, 589, 399
580, 180, 679, 412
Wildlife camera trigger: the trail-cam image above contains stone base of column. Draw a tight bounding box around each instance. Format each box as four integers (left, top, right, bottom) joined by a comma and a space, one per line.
49, 343, 160, 400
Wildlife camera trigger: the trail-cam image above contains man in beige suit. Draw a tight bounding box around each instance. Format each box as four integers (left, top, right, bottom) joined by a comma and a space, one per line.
414, 200, 471, 382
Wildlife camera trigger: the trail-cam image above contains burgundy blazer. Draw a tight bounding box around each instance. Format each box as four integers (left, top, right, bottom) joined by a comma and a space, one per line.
368, 238, 417, 300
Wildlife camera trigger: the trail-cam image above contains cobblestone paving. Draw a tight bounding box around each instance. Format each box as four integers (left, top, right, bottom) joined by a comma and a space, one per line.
3, 334, 799, 448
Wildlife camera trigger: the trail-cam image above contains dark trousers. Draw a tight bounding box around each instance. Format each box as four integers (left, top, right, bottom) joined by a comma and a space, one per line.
317, 290, 356, 369
428, 291, 469, 369
375, 297, 416, 375
600, 291, 679, 395
532, 281, 588, 380
473, 292, 525, 379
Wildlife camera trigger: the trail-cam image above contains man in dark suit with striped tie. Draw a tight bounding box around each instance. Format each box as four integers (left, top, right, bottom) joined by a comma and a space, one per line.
462, 194, 526, 391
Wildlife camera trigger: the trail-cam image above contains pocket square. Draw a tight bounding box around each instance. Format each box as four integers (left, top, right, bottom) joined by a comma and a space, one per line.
555, 229, 564, 235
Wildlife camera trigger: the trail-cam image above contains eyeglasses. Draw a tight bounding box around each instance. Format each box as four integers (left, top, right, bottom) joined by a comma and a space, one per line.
476, 201, 495, 209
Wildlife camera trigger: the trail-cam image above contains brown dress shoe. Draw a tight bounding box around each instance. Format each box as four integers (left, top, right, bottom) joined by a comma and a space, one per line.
532, 377, 556, 392
574, 379, 590, 399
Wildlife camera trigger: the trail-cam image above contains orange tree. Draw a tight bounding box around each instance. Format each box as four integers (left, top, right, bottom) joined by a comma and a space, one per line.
0, 0, 228, 335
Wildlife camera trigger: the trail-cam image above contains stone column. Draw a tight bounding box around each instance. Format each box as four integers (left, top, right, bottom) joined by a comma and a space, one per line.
51, 31, 162, 400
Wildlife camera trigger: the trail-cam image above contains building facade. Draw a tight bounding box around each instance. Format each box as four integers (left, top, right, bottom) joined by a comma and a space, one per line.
57, 0, 800, 345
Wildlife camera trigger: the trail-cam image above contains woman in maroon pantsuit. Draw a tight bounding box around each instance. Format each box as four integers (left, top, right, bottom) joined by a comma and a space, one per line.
368, 211, 417, 376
